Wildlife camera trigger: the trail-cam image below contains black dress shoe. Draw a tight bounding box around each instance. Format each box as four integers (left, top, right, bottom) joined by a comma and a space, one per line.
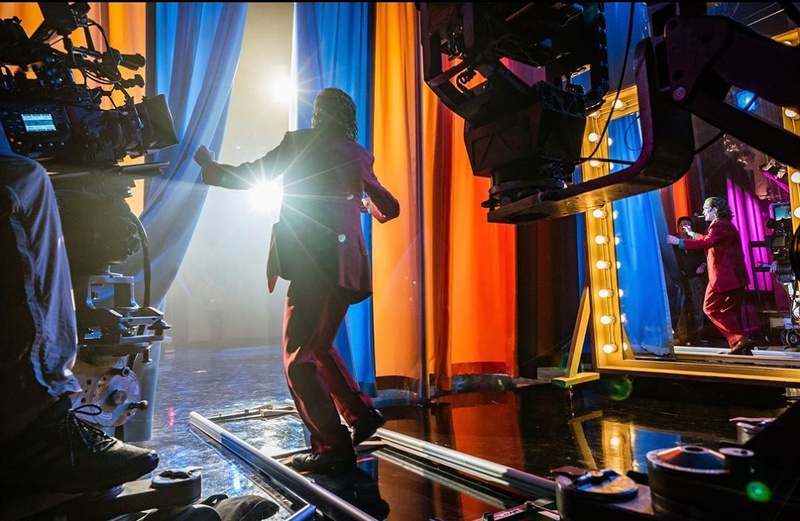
351, 408, 386, 446
729, 338, 755, 356
0, 397, 159, 493
288, 450, 356, 473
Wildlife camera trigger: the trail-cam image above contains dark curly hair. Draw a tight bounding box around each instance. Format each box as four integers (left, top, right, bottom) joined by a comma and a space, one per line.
311, 87, 358, 141
705, 196, 733, 220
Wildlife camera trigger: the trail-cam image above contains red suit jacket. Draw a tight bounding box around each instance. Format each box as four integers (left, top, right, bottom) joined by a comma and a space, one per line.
203, 129, 400, 303
682, 218, 749, 292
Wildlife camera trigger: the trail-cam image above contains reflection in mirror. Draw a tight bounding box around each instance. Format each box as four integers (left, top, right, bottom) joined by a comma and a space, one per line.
610, 100, 798, 361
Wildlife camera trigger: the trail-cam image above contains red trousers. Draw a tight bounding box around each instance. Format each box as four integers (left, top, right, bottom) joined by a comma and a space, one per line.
703, 286, 746, 347
282, 279, 375, 454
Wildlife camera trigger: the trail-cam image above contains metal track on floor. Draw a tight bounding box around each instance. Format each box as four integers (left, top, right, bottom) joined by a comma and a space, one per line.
189, 411, 558, 520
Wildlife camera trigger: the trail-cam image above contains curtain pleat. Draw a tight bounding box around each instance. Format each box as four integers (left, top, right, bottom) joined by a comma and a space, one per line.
372, 4, 423, 385
423, 88, 455, 390
446, 119, 518, 377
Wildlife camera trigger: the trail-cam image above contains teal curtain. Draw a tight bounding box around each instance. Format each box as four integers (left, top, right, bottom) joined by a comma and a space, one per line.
292, 3, 377, 394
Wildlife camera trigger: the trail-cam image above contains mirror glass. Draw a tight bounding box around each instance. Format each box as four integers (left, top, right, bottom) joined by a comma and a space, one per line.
609, 98, 797, 362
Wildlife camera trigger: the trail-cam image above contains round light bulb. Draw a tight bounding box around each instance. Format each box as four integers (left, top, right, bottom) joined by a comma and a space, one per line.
592, 208, 607, 219
589, 159, 601, 168
589, 110, 600, 119
785, 108, 798, 119
617, 261, 622, 269
621, 313, 627, 323
619, 289, 625, 297
596, 260, 610, 270
588, 132, 599, 142
600, 315, 616, 325
607, 137, 614, 146
612, 210, 619, 219
613, 99, 626, 110
791, 171, 800, 184
598, 288, 613, 298
603, 343, 618, 354
794, 207, 800, 219
595, 235, 609, 245
622, 342, 629, 351
614, 237, 621, 245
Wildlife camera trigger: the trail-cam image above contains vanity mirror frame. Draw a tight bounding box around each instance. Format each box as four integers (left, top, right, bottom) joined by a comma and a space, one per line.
572, 28, 800, 387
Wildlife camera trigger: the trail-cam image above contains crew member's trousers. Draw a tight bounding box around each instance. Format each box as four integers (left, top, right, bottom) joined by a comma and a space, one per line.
282, 278, 375, 454
703, 285, 747, 347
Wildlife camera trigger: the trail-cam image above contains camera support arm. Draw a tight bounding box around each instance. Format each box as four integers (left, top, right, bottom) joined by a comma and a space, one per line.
487, 8, 800, 223
664, 15, 800, 168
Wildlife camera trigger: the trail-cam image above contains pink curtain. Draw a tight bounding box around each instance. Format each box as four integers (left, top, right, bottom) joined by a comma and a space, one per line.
727, 179, 771, 292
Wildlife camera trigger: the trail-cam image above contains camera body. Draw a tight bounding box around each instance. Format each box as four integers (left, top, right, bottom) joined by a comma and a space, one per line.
0, 4, 176, 166
765, 215, 793, 283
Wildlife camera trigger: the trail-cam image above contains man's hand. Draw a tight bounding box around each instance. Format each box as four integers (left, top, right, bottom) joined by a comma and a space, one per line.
193, 145, 216, 167
362, 195, 388, 222
696, 263, 706, 275
666, 235, 680, 246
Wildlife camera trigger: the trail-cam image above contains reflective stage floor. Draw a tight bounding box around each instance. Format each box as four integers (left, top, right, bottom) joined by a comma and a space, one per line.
138, 343, 792, 520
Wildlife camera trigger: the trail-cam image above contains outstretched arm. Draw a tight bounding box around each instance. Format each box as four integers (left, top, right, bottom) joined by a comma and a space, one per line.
194, 135, 289, 189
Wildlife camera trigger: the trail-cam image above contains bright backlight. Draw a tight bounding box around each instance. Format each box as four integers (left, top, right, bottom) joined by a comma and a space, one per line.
271, 75, 295, 104
248, 179, 283, 212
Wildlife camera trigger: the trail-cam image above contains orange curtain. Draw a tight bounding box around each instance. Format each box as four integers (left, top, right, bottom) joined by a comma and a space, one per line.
372, 4, 423, 382
446, 117, 517, 378
671, 176, 691, 222
0, 3, 147, 214
375, 3, 517, 391
419, 32, 517, 391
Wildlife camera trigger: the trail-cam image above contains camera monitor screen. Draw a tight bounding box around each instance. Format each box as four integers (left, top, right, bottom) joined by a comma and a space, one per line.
21, 113, 56, 133
773, 202, 791, 221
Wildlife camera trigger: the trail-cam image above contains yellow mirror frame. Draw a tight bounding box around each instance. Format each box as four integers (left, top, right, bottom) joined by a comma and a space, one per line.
580, 29, 800, 387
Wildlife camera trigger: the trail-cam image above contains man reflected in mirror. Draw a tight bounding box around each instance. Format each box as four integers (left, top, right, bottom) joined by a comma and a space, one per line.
667, 197, 753, 355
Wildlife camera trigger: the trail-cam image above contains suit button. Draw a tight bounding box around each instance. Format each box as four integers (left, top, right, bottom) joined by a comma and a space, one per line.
338, 234, 346, 243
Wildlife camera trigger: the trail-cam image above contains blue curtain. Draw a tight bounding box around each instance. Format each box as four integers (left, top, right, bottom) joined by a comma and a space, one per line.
128, 3, 248, 307
292, 3, 376, 393
610, 114, 676, 356
123, 3, 248, 440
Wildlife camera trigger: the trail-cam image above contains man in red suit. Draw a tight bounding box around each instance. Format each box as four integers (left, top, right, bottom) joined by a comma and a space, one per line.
194, 88, 400, 472
667, 197, 752, 355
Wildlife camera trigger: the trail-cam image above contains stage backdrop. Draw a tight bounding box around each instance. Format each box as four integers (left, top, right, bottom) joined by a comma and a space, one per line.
292, 3, 518, 394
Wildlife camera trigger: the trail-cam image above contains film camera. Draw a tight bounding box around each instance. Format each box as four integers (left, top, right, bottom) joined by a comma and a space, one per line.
0, 3, 178, 435
764, 211, 794, 285
758, 204, 800, 349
